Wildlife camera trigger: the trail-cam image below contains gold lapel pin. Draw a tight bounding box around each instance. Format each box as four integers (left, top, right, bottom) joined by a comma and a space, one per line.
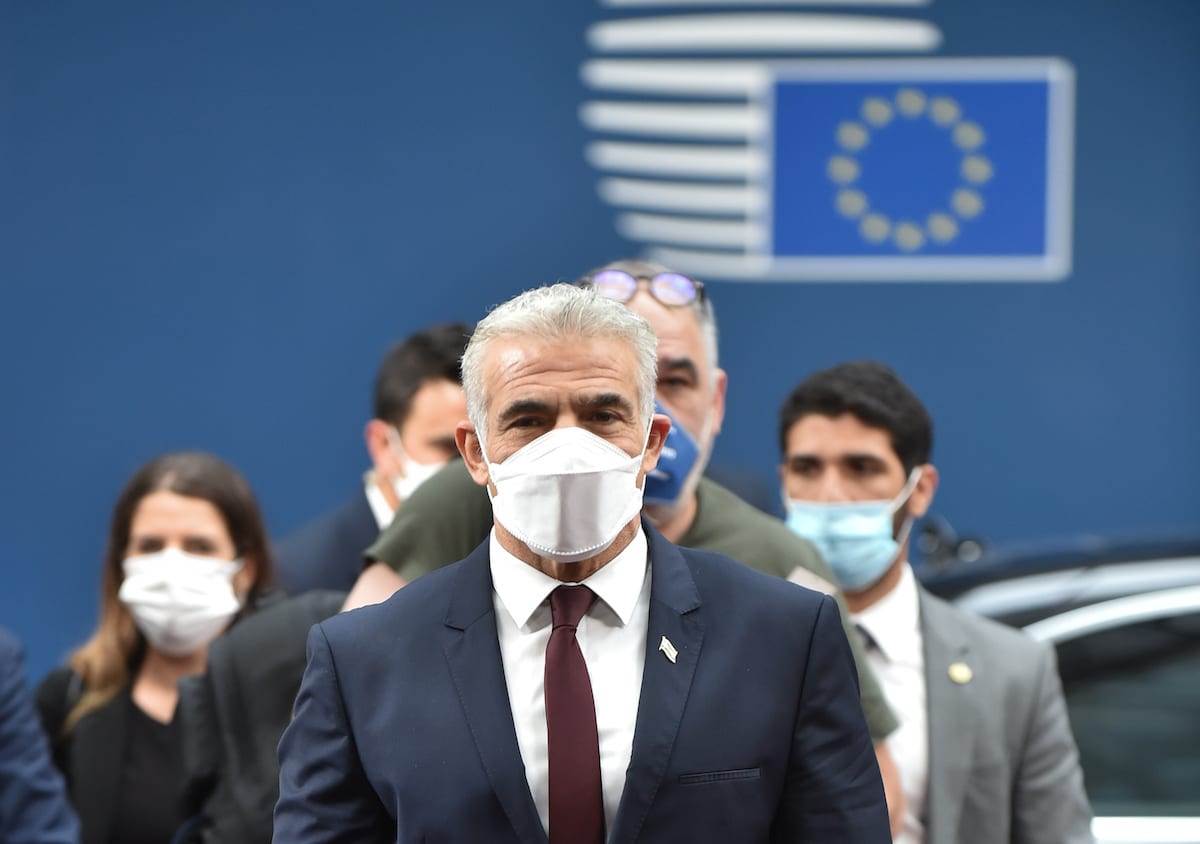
659, 635, 678, 664
948, 662, 973, 685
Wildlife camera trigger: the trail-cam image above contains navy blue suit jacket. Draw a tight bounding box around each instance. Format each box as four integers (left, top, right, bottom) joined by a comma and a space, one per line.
274, 523, 890, 843
274, 488, 379, 595
0, 629, 79, 844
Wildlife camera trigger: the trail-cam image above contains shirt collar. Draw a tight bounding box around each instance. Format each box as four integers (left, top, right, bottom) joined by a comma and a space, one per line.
852, 562, 920, 662
490, 526, 649, 631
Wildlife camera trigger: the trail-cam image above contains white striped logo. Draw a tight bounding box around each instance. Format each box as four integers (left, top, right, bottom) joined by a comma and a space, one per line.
580, 1, 1075, 282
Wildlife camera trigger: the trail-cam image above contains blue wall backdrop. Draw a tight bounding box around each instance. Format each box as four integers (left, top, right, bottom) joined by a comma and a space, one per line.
2, 1, 1197, 678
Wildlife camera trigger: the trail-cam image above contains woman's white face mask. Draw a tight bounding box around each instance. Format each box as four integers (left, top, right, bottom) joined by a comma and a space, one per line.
118, 547, 244, 656
482, 425, 650, 563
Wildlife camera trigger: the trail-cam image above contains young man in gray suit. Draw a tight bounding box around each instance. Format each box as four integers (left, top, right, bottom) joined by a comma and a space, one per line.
778, 360, 1093, 844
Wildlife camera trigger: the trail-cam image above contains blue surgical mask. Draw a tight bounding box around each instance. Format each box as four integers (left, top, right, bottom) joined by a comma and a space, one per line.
784, 469, 922, 591
643, 400, 701, 507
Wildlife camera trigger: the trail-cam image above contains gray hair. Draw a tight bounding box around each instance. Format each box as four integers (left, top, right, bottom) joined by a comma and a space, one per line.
462, 283, 659, 446
583, 258, 719, 371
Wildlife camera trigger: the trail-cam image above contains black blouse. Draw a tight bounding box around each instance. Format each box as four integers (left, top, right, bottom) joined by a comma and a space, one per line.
108, 702, 186, 844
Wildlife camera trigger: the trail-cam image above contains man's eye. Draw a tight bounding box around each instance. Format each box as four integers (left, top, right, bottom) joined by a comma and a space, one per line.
133, 538, 164, 554
850, 461, 882, 476
659, 377, 692, 389
184, 539, 217, 555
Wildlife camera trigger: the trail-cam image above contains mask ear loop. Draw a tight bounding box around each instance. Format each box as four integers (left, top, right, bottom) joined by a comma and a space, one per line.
639, 410, 656, 460
384, 425, 410, 465
891, 467, 924, 548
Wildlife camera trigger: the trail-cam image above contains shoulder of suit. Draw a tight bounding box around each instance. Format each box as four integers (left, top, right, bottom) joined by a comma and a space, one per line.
692, 479, 823, 562
319, 552, 470, 642
0, 627, 20, 663
35, 665, 79, 700
217, 589, 348, 655
922, 588, 1051, 661
678, 542, 827, 612
275, 489, 372, 554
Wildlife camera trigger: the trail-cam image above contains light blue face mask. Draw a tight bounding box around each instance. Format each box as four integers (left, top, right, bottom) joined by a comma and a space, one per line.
784, 469, 922, 592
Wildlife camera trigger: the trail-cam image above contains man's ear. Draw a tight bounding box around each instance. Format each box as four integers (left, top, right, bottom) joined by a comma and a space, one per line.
708, 367, 728, 438
907, 464, 940, 519
640, 413, 672, 477
455, 421, 492, 490
365, 419, 400, 477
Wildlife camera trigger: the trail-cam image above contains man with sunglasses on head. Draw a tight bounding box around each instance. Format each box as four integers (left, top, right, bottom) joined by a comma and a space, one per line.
347, 260, 908, 834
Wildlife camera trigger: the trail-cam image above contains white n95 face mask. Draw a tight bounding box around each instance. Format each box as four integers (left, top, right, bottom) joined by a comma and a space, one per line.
484, 426, 648, 563
387, 428, 447, 502
118, 548, 244, 656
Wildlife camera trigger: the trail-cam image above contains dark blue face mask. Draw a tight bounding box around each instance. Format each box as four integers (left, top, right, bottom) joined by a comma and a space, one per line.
644, 400, 700, 507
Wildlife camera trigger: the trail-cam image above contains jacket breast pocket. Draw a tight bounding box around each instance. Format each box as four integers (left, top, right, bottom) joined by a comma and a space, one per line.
678, 767, 761, 786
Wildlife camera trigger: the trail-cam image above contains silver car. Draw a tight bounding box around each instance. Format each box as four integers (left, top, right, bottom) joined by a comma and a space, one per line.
923, 538, 1200, 844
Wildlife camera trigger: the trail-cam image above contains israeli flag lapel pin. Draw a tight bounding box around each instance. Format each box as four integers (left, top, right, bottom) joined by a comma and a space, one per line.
659, 635, 678, 664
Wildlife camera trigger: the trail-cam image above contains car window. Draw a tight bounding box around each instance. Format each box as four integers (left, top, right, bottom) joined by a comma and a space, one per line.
1055, 610, 1200, 817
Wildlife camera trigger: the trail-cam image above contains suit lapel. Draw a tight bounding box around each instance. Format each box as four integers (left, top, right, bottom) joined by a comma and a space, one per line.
609, 524, 703, 844
920, 589, 977, 844
71, 688, 131, 844
442, 544, 547, 844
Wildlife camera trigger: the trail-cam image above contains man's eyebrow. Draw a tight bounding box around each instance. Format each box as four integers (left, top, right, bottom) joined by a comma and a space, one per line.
497, 399, 551, 425
788, 452, 889, 465
841, 452, 890, 465
576, 392, 634, 414
786, 452, 824, 467
658, 356, 699, 380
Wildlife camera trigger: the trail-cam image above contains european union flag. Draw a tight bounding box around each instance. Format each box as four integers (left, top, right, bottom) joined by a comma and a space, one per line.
766, 59, 1073, 280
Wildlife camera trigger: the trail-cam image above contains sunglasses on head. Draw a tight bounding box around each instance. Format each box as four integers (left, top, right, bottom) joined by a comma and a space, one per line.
583, 269, 705, 308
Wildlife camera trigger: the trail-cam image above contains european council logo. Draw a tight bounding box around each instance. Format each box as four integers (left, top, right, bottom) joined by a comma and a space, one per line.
581, 9, 1074, 283
764, 59, 1074, 281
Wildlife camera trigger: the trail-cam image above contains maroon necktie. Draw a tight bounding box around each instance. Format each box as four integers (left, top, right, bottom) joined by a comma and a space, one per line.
545, 585, 605, 844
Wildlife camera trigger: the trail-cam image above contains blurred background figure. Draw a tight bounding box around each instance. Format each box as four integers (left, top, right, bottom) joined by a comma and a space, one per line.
0, 627, 79, 844
779, 360, 1092, 844
35, 452, 275, 844
273, 322, 471, 595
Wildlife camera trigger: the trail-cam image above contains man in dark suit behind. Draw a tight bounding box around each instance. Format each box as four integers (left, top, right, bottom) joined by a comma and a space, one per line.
0, 627, 79, 843
274, 283, 890, 843
273, 322, 471, 594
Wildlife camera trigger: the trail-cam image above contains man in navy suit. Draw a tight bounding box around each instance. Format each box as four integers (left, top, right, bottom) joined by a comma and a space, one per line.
274, 322, 471, 594
274, 284, 890, 843
0, 628, 79, 843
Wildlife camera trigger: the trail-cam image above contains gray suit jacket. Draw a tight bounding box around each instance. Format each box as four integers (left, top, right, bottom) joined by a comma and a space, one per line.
920, 589, 1093, 844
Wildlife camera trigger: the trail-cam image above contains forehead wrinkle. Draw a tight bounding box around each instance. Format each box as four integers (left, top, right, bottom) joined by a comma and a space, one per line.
489, 344, 531, 381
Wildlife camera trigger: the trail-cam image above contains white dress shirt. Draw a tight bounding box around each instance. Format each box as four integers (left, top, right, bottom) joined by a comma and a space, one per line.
852, 563, 928, 844
490, 527, 651, 839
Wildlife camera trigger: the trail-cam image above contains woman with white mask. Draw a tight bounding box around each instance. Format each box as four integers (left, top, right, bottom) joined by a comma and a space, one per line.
35, 451, 274, 844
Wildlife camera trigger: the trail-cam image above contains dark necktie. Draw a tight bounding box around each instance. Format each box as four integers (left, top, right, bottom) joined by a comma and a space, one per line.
856, 622, 884, 659
545, 585, 604, 844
